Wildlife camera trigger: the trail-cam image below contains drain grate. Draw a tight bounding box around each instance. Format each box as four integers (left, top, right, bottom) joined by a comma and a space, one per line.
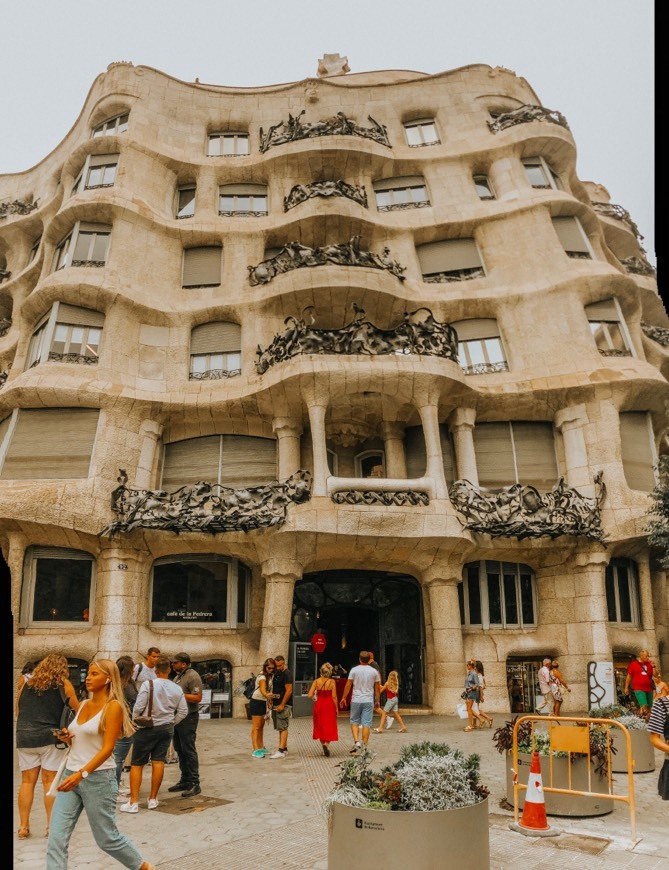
155, 794, 233, 815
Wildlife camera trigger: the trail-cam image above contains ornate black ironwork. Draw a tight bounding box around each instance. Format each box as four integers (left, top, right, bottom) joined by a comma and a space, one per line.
599, 348, 632, 358
448, 472, 606, 542
100, 468, 312, 536
71, 259, 106, 268
332, 490, 429, 506
462, 361, 509, 375
248, 236, 405, 286
622, 255, 656, 277
591, 202, 643, 241
0, 370, 8, 388
189, 368, 241, 380
377, 200, 430, 212
566, 252, 592, 260
47, 352, 98, 365
641, 321, 669, 347
0, 199, 38, 218
487, 104, 569, 133
218, 210, 268, 218
260, 110, 390, 152
424, 267, 485, 284
284, 180, 368, 212
256, 305, 458, 374
0, 318, 12, 337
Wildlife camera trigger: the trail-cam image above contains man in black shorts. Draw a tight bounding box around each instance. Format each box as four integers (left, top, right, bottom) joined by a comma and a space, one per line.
269, 654, 293, 759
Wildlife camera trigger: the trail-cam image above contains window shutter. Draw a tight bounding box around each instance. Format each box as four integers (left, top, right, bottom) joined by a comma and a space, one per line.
552, 217, 589, 253
190, 322, 241, 354
417, 239, 481, 274
619, 412, 656, 491
373, 176, 425, 192
404, 426, 426, 478
79, 222, 112, 233
451, 319, 500, 341
511, 422, 557, 490
219, 183, 267, 195
57, 304, 105, 327
88, 154, 117, 167
1, 409, 99, 479
473, 423, 516, 489
220, 436, 277, 489
182, 247, 222, 287
585, 299, 619, 321
161, 436, 220, 490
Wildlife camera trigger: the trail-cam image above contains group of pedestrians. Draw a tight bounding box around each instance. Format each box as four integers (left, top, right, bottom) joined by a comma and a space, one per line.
537, 657, 571, 717
248, 654, 294, 759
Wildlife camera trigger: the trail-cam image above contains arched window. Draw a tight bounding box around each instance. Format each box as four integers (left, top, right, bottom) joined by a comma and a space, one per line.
355, 449, 385, 478
459, 561, 537, 629
20, 547, 95, 627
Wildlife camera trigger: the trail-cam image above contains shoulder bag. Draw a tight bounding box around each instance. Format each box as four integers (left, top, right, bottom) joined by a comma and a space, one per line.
133, 679, 154, 728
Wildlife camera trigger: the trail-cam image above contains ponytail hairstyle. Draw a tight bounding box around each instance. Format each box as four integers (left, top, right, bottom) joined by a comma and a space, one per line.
90, 659, 136, 738
320, 662, 333, 678
386, 671, 399, 694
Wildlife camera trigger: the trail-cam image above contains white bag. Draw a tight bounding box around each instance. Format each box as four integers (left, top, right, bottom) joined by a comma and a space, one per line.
47, 749, 70, 797
456, 702, 468, 719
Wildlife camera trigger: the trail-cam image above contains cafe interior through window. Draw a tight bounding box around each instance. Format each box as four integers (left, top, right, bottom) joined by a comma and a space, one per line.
151, 555, 249, 625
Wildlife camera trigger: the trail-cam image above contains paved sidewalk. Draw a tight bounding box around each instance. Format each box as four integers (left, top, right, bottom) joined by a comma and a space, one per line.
13, 714, 669, 869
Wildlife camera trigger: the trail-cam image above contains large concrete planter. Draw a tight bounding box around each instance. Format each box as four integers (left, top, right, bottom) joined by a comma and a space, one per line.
610, 727, 655, 773
328, 797, 489, 870
507, 752, 613, 817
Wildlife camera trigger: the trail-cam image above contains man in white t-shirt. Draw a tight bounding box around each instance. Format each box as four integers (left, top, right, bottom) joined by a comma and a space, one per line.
537, 658, 554, 715
340, 650, 380, 754
133, 647, 161, 684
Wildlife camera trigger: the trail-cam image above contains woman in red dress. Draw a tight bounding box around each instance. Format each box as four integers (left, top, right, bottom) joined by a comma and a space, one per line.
308, 662, 339, 756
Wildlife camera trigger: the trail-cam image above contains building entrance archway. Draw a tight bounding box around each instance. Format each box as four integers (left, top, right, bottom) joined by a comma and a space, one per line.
291, 570, 424, 705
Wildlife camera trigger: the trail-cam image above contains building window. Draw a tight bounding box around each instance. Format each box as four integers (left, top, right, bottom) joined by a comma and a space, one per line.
473, 175, 495, 200
182, 246, 222, 288
585, 299, 633, 357
176, 184, 196, 219
522, 157, 562, 190
207, 133, 250, 157
218, 183, 268, 216
417, 238, 485, 282
605, 558, 640, 625
552, 216, 593, 259
355, 450, 386, 478
20, 547, 94, 627
28, 235, 42, 263
151, 555, 250, 627
161, 434, 277, 490
53, 222, 111, 270
459, 561, 537, 628
451, 318, 508, 374
72, 154, 118, 194
403, 119, 440, 147
619, 411, 657, 491
373, 176, 430, 211
91, 113, 129, 137
0, 408, 100, 479
189, 322, 241, 379
473, 421, 558, 490
27, 303, 104, 369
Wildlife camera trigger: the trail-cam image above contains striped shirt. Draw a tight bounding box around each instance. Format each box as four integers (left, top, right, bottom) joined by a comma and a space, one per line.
648, 696, 669, 736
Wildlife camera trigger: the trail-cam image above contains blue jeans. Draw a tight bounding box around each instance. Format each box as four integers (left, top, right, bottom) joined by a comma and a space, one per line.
46, 768, 145, 869
113, 736, 133, 784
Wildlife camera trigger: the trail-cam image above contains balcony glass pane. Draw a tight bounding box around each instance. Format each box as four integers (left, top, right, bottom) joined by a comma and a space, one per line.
503, 572, 519, 625
487, 572, 502, 624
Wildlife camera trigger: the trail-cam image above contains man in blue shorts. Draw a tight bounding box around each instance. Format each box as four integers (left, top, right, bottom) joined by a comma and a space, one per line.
339, 650, 380, 754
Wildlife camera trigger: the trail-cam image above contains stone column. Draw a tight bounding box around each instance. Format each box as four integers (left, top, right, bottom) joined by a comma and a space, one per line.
135, 420, 163, 489
381, 421, 406, 478
258, 560, 302, 664
448, 407, 478, 485
554, 404, 591, 491
423, 570, 465, 713
273, 417, 303, 480
307, 402, 330, 496
636, 553, 656, 633
95, 548, 150, 658
417, 403, 447, 498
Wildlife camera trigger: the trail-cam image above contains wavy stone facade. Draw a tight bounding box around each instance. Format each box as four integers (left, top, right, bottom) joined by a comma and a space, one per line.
1, 60, 666, 715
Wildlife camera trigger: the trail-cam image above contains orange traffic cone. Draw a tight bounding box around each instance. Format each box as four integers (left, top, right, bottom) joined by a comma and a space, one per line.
509, 750, 559, 838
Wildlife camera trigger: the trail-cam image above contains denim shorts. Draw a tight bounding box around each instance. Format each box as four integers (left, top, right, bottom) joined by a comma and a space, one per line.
349, 701, 374, 727
383, 697, 399, 713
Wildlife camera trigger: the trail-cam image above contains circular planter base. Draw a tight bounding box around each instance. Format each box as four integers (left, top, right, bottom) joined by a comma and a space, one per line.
507, 752, 613, 817
610, 727, 655, 773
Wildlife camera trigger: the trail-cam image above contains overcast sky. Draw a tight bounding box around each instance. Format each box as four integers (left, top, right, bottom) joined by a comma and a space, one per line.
1, 0, 656, 266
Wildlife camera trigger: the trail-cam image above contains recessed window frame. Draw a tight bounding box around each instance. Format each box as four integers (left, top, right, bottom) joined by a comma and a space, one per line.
459, 560, 538, 629
189, 321, 242, 380
53, 222, 111, 271
473, 174, 496, 200
91, 112, 129, 138
161, 434, 277, 491
452, 319, 508, 374
473, 421, 559, 491
619, 411, 658, 492
28, 235, 42, 264
27, 304, 104, 370
175, 184, 196, 219
218, 183, 268, 216
207, 132, 250, 157
417, 238, 486, 283
403, 119, 441, 147
373, 176, 430, 211
354, 449, 386, 478
72, 154, 119, 195
605, 558, 641, 625
585, 298, 634, 357
181, 246, 222, 288
20, 546, 96, 629
522, 156, 562, 190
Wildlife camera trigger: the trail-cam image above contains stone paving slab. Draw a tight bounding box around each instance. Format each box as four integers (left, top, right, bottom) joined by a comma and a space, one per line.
13, 714, 669, 869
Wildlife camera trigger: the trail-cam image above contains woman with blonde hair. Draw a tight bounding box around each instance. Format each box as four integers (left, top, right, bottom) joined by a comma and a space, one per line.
46, 659, 155, 870
15, 653, 80, 840
308, 662, 339, 756
374, 671, 407, 733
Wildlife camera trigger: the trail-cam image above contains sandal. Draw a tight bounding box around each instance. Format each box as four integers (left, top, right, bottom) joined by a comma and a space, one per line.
398, 729, 407, 733
464, 726, 475, 731
373, 728, 382, 733
18, 827, 30, 840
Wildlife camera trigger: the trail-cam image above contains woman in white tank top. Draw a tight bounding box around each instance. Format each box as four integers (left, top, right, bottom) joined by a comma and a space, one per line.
45, 659, 155, 870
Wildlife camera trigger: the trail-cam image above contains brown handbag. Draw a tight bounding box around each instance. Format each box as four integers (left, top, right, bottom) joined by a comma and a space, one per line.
133, 680, 154, 728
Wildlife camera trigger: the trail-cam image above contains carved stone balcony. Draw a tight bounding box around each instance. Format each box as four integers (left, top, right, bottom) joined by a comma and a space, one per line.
0, 199, 38, 218
100, 469, 312, 536
259, 110, 390, 152
487, 104, 569, 134
641, 321, 669, 347
328, 475, 433, 505
592, 201, 643, 241
284, 180, 368, 212
189, 368, 241, 381
256, 306, 458, 373
448, 473, 606, 542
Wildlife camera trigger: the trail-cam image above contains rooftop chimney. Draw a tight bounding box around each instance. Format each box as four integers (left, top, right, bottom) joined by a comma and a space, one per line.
317, 53, 350, 77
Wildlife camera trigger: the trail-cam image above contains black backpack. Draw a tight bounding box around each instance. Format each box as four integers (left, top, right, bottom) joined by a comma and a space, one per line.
242, 674, 256, 700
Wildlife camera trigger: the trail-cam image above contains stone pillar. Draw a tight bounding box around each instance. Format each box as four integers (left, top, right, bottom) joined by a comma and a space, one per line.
95, 548, 149, 658
258, 560, 302, 664
448, 407, 478, 485
135, 420, 163, 489
307, 403, 330, 496
381, 421, 406, 478
554, 404, 591, 492
272, 417, 303, 479
636, 553, 656, 633
417, 403, 447, 498
423, 570, 465, 713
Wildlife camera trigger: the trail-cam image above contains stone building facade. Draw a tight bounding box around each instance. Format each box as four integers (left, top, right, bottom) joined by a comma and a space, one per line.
2, 58, 666, 715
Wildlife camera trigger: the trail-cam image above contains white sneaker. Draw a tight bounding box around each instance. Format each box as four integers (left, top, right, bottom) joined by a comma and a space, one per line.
147, 798, 159, 810
120, 801, 138, 814
385, 717, 395, 730
270, 749, 287, 759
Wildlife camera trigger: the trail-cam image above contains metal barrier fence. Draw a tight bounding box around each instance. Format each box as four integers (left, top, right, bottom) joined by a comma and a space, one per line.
511, 715, 638, 845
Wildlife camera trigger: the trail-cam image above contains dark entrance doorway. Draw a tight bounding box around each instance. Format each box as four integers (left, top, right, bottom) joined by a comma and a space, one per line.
291, 570, 424, 705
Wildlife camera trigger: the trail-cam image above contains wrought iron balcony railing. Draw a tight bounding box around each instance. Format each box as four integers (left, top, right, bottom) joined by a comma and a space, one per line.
259, 109, 390, 152
487, 104, 569, 134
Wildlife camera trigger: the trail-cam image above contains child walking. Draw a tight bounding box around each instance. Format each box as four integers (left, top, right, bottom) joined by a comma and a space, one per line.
374, 671, 407, 733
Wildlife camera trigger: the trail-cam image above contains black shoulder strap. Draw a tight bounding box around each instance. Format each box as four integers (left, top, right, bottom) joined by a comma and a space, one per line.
146, 680, 154, 716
